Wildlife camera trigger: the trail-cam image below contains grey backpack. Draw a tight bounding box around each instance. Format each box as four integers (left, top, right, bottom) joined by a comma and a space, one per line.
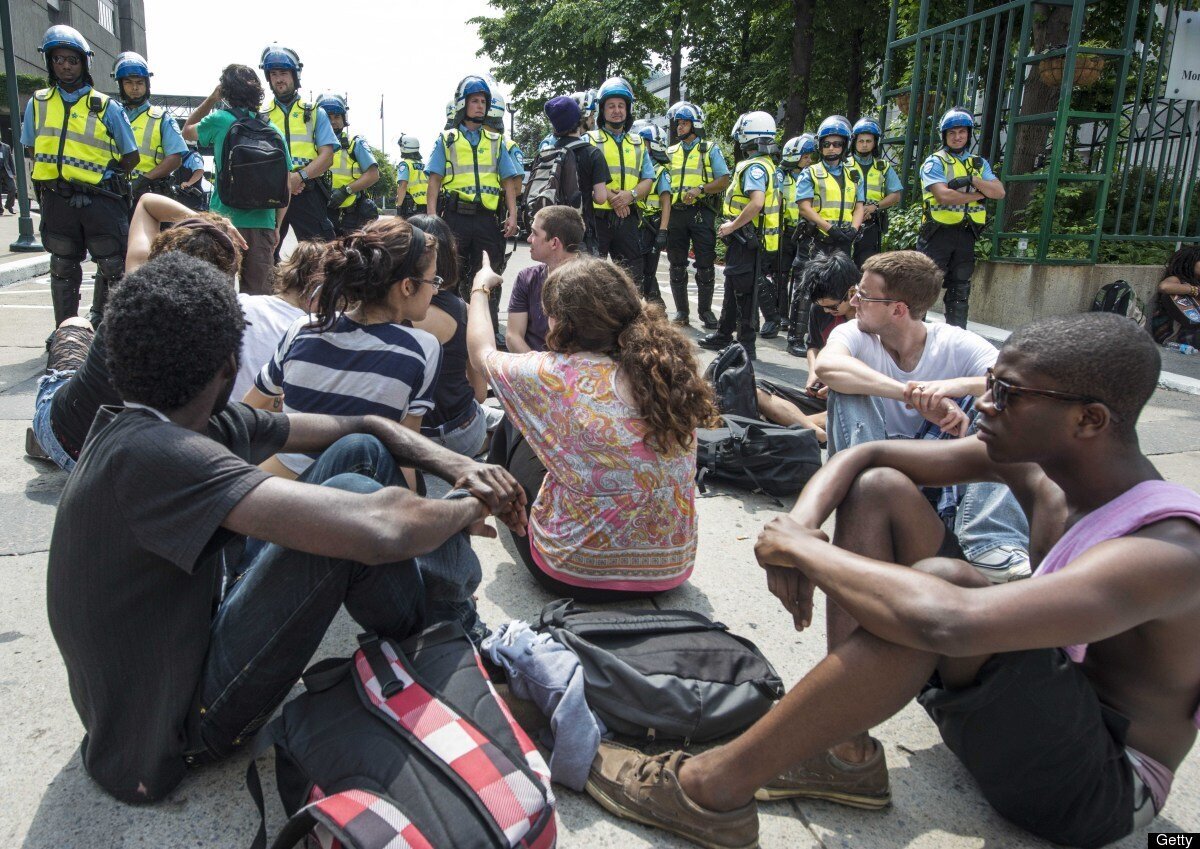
537, 599, 784, 743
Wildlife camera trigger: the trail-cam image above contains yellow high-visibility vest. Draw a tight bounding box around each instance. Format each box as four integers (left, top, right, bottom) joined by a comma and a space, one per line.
440, 128, 503, 211
922, 151, 987, 226
724, 155, 780, 252
807, 161, 859, 224
267, 98, 320, 169
128, 105, 166, 177
639, 162, 669, 214
776, 168, 800, 228
329, 135, 366, 208
847, 156, 895, 204
30, 87, 117, 185
588, 128, 645, 211
667, 139, 711, 203
403, 158, 428, 208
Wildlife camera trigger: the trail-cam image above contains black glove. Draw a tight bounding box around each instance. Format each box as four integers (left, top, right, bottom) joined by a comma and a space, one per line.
68, 192, 92, 209
328, 187, 351, 210
946, 175, 974, 191
654, 230, 668, 251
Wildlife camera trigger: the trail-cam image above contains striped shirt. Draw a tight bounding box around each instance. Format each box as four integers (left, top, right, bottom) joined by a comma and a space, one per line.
255, 314, 442, 474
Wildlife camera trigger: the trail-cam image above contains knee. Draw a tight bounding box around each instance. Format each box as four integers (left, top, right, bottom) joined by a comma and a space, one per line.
58, 316, 92, 330
845, 466, 916, 508
320, 471, 383, 495
913, 556, 990, 588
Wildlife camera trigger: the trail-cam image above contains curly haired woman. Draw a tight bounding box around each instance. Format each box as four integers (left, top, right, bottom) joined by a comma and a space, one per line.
468, 255, 718, 600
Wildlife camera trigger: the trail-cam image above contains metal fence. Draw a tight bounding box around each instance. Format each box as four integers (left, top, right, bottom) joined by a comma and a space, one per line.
880, 0, 1200, 264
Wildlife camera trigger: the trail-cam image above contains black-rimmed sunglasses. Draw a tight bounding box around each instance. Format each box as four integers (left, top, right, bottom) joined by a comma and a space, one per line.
985, 368, 1116, 419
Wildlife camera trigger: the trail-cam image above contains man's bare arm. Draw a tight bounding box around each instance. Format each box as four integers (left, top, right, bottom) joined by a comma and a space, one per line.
813, 343, 906, 399
505, 312, 532, 354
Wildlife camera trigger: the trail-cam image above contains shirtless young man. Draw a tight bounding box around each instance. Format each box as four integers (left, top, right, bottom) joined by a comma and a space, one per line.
585, 311, 1200, 849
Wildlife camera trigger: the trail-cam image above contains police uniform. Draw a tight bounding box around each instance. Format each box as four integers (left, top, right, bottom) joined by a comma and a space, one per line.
427, 123, 521, 297
328, 132, 379, 235
717, 155, 780, 357
268, 94, 338, 247
666, 138, 728, 325
917, 149, 995, 327
23, 84, 137, 325
636, 160, 671, 305
124, 100, 187, 205
847, 152, 902, 266
173, 149, 208, 211
588, 126, 654, 275
396, 158, 428, 218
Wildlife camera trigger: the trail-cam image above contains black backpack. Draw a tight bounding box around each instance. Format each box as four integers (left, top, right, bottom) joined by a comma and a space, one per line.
696, 414, 822, 500
248, 623, 557, 849
703, 342, 759, 418
218, 109, 291, 210
1091, 280, 1146, 326
536, 599, 784, 743
521, 140, 587, 217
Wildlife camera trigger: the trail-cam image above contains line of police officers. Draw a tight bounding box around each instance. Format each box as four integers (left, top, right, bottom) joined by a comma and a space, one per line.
23, 23, 1003, 347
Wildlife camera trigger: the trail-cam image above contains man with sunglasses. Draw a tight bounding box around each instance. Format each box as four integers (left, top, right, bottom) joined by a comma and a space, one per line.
815, 250, 1031, 584
588, 311, 1200, 849
794, 116, 866, 267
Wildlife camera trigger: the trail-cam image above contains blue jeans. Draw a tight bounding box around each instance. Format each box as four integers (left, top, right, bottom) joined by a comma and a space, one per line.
425, 402, 488, 458
826, 391, 1029, 560
32, 370, 76, 471
186, 434, 481, 761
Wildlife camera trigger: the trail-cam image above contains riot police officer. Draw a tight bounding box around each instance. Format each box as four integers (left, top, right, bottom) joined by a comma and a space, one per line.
588, 77, 654, 276
260, 43, 337, 251
316, 93, 380, 236
918, 107, 1005, 327
485, 90, 525, 196
847, 117, 902, 267
395, 134, 427, 218
173, 145, 208, 211
698, 111, 781, 361
21, 26, 138, 326
795, 115, 865, 263
780, 133, 817, 355
427, 75, 521, 343
664, 101, 729, 328
111, 52, 187, 208
631, 119, 671, 306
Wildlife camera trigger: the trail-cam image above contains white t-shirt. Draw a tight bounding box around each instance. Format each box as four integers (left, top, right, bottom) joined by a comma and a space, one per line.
827, 319, 998, 438
234, 294, 307, 404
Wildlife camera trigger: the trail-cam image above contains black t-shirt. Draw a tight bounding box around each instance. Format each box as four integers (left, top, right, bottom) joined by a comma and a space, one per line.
421, 290, 474, 430
555, 136, 609, 229
47, 402, 289, 803
49, 321, 120, 457
805, 308, 848, 351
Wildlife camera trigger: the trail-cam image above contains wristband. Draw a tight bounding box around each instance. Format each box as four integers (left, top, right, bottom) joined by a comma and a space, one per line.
444, 487, 474, 501
471, 286, 490, 296
299, 169, 310, 183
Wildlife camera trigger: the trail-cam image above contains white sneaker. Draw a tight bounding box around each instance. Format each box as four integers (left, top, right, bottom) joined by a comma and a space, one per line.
970, 545, 1032, 583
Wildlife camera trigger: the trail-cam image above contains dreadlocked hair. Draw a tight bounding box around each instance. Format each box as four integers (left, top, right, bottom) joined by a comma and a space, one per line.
1162, 244, 1200, 285
543, 257, 718, 453
313, 218, 436, 331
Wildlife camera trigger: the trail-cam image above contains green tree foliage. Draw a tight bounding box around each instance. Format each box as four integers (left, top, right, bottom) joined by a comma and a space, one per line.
369, 146, 398, 206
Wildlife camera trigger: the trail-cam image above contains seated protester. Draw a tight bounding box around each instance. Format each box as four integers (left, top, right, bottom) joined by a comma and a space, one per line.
29, 193, 243, 470
506, 206, 585, 354
47, 252, 526, 804
407, 214, 490, 458
184, 64, 289, 296
755, 251, 859, 444
1149, 244, 1200, 348
814, 250, 1031, 583
587, 313, 1200, 849
245, 218, 441, 480
232, 241, 322, 406
468, 255, 718, 601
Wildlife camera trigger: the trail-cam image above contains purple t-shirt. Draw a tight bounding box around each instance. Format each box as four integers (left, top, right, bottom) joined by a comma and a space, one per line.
508, 263, 549, 351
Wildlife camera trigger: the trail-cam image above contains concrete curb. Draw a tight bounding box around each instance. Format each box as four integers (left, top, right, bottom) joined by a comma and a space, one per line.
0, 253, 50, 289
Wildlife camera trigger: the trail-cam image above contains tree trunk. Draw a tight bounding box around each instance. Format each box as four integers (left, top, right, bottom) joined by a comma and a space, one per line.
1003, 3, 1071, 228
784, 0, 816, 138
669, 5, 683, 107
847, 25, 866, 120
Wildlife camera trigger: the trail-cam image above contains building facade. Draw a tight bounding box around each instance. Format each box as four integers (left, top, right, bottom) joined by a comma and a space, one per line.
2, 0, 147, 91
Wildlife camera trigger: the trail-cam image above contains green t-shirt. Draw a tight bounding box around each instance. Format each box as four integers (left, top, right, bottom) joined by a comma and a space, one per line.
197, 109, 289, 230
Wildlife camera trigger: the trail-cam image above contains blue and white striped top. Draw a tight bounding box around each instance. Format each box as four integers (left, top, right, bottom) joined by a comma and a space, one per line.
255, 314, 442, 474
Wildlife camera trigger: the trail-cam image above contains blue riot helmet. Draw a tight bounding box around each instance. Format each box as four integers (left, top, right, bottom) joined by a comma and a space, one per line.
596, 76, 635, 132
667, 101, 705, 138
938, 107, 975, 151
259, 43, 303, 89
817, 115, 852, 161
317, 93, 349, 132
851, 117, 881, 154
798, 133, 817, 157
781, 135, 807, 167
111, 51, 152, 105
39, 25, 94, 87
454, 75, 493, 124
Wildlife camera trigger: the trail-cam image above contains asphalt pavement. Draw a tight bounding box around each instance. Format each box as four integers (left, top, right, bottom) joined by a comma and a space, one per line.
1, 240, 1197, 848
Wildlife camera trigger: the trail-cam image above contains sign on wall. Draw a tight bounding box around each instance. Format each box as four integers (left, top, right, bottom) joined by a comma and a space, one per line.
1166, 11, 1200, 101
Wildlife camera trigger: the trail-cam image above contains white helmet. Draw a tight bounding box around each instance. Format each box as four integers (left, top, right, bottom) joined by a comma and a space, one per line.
485, 87, 507, 132
733, 111, 776, 148
631, 119, 667, 156
398, 134, 421, 156
571, 90, 597, 115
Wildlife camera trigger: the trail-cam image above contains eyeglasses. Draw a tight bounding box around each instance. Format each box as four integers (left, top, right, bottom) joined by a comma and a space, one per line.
821, 140, 845, 149
985, 368, 1117, 419
51, 54, 81, 66
411, 275, 445, 289
850, 287, 901, 305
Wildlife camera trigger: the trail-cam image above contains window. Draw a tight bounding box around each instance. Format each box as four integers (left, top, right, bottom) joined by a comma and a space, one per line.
97, 0, 115, 33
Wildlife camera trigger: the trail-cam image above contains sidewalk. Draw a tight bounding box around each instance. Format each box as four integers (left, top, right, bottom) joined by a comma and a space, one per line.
0, 205, 50, 287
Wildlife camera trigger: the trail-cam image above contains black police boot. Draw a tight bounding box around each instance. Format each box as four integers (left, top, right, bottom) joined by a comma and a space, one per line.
943, 283, 971, 328
786, 338, 808, 357
758, 276, 781, 338
668, 267, 690, 325
696, 267, 719, 329
50, 279, 81, 328
698, 331, 733, 351
735, 291, 758, 360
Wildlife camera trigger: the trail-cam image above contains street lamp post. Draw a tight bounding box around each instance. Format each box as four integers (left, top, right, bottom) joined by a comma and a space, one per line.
1, 0, 42, 252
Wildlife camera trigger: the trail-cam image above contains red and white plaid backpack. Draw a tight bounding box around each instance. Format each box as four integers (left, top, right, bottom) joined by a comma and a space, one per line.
248, 622, 557, 849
